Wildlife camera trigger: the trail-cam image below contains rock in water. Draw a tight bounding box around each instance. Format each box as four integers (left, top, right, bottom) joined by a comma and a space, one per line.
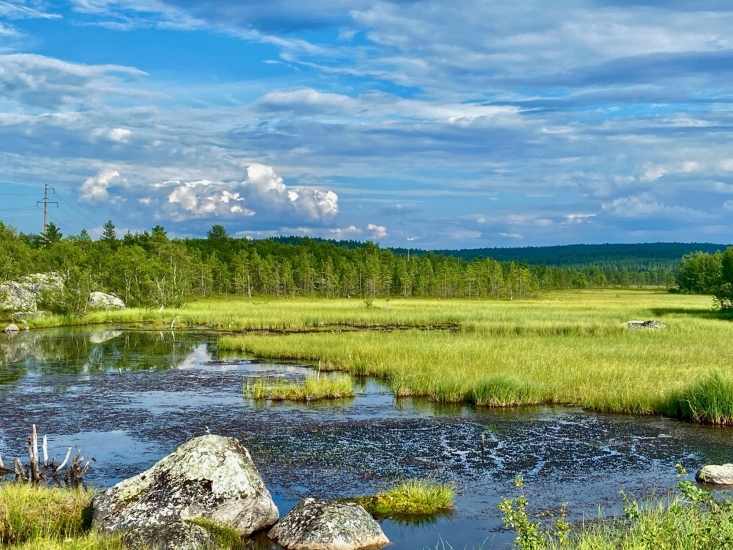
626, 320, 664, 330
92, 435, 279, 536
122, 521, 217, 550
88, 291, 126, 310
3, 323, 19, 333
268, 498, 389, 550
696, 464, 733, 485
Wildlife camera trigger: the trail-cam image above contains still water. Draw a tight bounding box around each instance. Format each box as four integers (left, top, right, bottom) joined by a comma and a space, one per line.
1, 328, 732, 549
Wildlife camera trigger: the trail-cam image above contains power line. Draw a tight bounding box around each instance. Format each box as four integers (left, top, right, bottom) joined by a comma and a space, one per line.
56, 195, 103, 228
56, 205, 92, 233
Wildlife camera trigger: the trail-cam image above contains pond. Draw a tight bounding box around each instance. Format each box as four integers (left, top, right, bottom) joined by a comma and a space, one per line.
1, 327, 732, 549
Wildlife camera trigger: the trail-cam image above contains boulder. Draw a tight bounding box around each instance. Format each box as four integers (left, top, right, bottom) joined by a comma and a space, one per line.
3, 323, 19, 333
0, 272, 64, 312
696, 464, 733, 485
268, 498, 389, 550
92, 435, 278, 536
626, 320, 664, 330
122, 521, 217, 550
88, 291, 126, 310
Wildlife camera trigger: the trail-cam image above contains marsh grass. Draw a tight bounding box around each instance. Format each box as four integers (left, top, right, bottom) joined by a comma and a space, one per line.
219, 291, 733, 422
186, 518, 245, 549
352, 480, 455, 518
0, 483, 101, 546
664, 372, 733, 425
243, 374, 354, 401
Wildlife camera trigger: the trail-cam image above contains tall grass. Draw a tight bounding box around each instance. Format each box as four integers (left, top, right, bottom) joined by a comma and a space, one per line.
353, 480, 455, 517
243, 374, 354, 401
219, 291, 733, 422
0, 483, 93, 545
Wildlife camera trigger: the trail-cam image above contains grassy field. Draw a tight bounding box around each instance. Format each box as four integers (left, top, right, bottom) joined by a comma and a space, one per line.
206, 290, 733, 422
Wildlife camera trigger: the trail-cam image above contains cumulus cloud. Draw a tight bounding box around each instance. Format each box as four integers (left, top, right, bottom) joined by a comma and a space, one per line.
367, 223, 387, 238
79, 168, 126, 203
499, 232, 523, 239
329, 225, 361, 237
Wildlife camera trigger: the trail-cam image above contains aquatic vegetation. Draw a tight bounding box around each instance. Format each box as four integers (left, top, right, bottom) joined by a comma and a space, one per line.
353, 480, 455, 517
0, 482, 94, 545
243, 374, 354, 401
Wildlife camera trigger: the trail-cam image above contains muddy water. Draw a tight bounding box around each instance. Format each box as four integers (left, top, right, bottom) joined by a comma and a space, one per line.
1, 328, 732, 549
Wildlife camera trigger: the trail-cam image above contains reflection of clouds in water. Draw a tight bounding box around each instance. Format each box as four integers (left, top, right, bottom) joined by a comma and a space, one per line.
175, 344, 214, 370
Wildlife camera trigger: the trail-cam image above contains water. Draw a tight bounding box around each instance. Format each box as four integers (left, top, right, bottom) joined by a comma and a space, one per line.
1, 327, 732, 549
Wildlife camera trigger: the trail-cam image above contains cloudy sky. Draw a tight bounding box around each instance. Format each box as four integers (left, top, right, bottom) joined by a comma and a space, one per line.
1, 0, 732, 247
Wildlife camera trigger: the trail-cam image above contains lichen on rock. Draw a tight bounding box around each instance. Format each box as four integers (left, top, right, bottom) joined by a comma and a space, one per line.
92, 434, 279, 537
268, 498, 389, 550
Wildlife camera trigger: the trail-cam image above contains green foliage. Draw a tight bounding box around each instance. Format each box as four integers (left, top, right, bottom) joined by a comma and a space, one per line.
353, 479, 455, 517
499, 475, 569, 549
43, 222, 63, 246
676, 250, 723, 294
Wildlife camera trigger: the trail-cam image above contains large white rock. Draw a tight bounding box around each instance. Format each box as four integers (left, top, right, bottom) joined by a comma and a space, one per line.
88, 291, 126, 310
696, 464, 733, 485
92, 435, 279, 536
268, 498, 389, 550
626, 320, 664, 330
0, 272, 64, 312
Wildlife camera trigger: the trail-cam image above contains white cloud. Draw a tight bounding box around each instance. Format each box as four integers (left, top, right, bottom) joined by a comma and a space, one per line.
564, 213, 595, 224
721, 160, 733, 171
92, 127, 132, 142
641, 165, 667, 182
723, 200, 733, 211
499, 232, 523, 239
79, 168, 125, 203
602, 193, 710, 220
713, 182, 733, 194
329, 225, 361, 237
681, 161, 700, 173
367, 223, 387, 238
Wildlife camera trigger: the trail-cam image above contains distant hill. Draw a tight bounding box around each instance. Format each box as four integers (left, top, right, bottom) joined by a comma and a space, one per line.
269, 237, 727, 269
393, 243, 730, 270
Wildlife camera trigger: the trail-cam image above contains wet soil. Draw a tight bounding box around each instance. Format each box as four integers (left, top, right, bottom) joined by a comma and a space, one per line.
1, 328, 732, 549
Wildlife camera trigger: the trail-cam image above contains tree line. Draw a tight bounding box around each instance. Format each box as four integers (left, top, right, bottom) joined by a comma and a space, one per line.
675, 248, 733, 308
0, 220, 677, 313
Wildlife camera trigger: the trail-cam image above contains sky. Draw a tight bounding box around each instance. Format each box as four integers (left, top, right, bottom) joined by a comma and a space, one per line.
1, 0, 733, 248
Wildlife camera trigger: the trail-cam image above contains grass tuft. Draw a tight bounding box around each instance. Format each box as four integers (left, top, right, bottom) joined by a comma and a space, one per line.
352, 480, 455, 518
187, 518, 245, 549
470, 374, 539, 407
243, 374, 354, 402
665, 371, 733, 425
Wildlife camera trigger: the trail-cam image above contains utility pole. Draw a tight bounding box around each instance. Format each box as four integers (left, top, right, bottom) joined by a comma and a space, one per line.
37, 184, 57, 236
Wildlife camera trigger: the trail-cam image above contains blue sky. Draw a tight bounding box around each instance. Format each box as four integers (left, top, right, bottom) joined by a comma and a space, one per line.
1, 0, 733, 247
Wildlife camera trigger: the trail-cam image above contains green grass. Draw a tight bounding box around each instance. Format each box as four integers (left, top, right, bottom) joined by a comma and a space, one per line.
243, 374, 355, 401
0, 483, 94, 545
217, 290, 733, 423
352, 480, 455, 518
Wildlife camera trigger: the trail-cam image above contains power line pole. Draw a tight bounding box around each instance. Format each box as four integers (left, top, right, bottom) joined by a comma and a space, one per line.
37, 184, 57, 236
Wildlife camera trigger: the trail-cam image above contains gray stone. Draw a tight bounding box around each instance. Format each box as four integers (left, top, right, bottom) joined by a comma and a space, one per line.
626, 320, 664, 330
696, 464, 733, 485
0, 272, 64, 312
3, 323, 19, 333
11, 311, 48, 320
122, 521, 217, 550
268, 498, 389, 550
88, 291, 126, 310
92, 434, 278, 536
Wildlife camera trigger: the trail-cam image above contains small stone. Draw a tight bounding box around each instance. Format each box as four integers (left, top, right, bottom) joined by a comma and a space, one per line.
268, 498, 389, 550
122, 521, 217, 550
626, 320, 664, 330
3, 323, 19, 333
696, 464, 733, 485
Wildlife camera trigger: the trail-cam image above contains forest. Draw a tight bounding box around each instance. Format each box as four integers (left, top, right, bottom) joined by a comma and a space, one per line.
0, 220, 683, 313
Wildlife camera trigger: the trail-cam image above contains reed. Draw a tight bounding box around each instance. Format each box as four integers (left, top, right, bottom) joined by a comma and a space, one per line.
243, 374, 354, 402
663, 372, 733, 425
353, 480, 455, 517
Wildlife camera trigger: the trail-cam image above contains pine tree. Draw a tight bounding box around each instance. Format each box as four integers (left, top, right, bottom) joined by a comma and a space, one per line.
101, 220, 117, 242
